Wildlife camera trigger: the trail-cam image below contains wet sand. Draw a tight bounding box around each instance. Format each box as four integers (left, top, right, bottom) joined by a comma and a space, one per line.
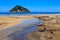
0, 16, 34, 30
0, 16, 41, 40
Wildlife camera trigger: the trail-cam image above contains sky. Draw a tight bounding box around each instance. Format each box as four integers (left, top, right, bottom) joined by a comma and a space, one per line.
0, 0, 60, 12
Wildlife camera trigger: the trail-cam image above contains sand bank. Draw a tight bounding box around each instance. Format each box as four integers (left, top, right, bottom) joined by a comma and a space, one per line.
0, 16, 34, 30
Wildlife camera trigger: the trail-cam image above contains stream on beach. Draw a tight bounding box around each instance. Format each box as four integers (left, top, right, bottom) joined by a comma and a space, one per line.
7, 26, 38, 40
0, 12, 43, 40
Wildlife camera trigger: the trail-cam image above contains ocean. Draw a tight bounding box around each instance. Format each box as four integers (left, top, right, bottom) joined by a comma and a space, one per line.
0, 12, 60, 16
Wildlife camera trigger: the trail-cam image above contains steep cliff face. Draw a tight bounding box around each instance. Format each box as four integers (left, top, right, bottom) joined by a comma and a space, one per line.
9, 5, 30, 12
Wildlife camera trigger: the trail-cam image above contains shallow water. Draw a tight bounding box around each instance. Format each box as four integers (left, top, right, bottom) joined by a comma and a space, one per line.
8, 26, 37, 40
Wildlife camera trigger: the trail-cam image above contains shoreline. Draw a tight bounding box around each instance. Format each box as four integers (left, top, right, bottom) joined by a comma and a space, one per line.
0, 14, 60, 17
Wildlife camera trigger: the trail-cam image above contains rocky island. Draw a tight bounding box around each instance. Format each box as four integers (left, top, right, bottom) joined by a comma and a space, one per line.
9, 5, 30, 12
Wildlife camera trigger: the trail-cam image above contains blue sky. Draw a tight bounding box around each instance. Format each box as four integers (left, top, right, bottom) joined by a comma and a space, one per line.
0, 0, 60, 12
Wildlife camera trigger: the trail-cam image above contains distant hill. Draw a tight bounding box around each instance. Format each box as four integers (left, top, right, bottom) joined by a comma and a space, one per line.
9, 5, 30, 12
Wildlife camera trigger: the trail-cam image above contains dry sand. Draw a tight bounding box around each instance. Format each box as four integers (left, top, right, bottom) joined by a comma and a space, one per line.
0, 16, 34, 30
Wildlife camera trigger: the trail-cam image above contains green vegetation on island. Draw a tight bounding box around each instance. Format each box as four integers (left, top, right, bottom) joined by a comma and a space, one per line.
9, 5, 30, 12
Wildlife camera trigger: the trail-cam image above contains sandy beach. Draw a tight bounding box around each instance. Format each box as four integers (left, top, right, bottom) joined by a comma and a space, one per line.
0, 16, 41, 40
0, 16, 34, 30
0, 15, 60, 40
